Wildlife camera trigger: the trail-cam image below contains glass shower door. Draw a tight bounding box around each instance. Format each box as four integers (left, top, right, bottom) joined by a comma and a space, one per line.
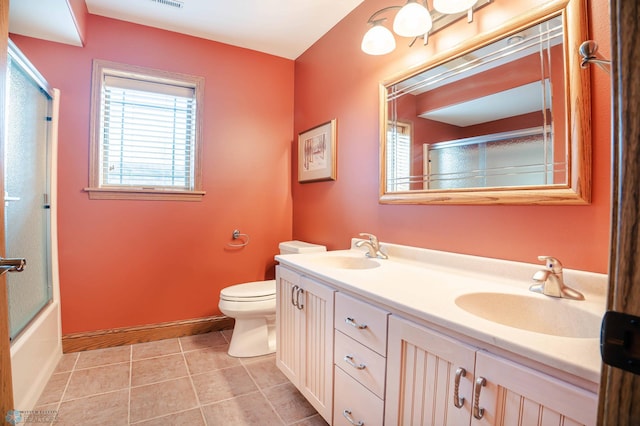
5, 46, 53, 340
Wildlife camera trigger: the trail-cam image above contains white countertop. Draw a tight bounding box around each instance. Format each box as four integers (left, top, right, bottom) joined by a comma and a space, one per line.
275, 240, 607, 386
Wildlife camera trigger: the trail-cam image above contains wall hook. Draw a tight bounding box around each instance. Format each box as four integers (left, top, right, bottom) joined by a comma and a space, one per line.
579, 40, 611, 74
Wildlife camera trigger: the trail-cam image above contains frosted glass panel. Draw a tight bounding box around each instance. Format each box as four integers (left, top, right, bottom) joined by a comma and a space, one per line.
428, 143, 482, 189
426, 129, 558, 190
484, 134, 555, 187
5, 54, 52, 340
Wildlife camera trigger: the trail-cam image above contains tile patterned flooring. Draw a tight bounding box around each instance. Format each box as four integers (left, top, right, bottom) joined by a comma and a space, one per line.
33, 330, 328, 425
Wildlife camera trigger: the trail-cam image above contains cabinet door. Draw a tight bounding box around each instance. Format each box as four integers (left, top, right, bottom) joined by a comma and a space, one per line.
298, 275, 335, 423
275, 266, 302, 385
471, 351, 597, 426
385, 315, 477, 426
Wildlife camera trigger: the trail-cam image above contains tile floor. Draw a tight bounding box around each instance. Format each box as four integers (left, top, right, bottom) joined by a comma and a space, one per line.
32, 330, 328, 425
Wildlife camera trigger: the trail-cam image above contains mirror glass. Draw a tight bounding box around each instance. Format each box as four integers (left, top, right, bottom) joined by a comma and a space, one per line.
380, 1, 590, 205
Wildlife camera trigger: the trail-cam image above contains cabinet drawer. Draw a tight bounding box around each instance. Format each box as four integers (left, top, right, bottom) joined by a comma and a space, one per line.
334, 330, 386, 398
334, 366, 384, 426
335, 292, 389, 355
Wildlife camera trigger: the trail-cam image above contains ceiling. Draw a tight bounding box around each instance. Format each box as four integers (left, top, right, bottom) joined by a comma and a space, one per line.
420, 81, 552, 127
9, 0, 85, 47
9, 0, 365, 60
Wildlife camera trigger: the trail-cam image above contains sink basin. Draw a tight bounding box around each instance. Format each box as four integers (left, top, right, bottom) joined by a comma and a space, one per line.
309, 255, 380, 270
455, 292, 601, 338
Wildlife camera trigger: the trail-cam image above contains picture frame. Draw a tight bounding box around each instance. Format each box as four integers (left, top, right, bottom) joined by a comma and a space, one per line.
298, 119, 337, 183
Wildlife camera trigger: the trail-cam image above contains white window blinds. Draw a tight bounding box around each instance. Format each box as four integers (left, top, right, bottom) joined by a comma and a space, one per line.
387, 123, 411, 192
100, 74, 196, 190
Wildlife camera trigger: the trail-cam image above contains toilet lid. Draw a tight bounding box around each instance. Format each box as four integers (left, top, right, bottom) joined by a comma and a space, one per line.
220, 280, 276, 301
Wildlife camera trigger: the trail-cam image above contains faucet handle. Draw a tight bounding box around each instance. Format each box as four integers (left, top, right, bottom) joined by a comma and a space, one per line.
359, 233, 378, 244
537, 256, 563, 274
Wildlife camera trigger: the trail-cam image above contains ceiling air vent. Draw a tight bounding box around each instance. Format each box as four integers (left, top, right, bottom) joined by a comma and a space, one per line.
151, 0, 184, 8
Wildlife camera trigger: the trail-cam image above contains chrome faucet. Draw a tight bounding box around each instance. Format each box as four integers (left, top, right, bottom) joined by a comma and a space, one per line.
530, 256, 584, 300
355, 233, 388, 259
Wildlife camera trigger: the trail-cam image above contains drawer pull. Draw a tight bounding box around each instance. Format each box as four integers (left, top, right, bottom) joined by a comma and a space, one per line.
473, 376, 486, 420
453, 367, 466, 408
345, 317, 368, 329
342, 409, 364, 426
344, 354, 366, 370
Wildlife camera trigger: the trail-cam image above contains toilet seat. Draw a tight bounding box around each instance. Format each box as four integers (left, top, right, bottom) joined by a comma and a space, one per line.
220, 280, 276, 302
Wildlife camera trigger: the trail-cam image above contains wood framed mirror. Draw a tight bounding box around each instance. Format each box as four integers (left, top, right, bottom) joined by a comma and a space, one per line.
379, 0, 590, 205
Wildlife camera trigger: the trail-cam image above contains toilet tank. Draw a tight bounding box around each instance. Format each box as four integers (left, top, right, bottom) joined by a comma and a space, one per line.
279, 240, 326, 255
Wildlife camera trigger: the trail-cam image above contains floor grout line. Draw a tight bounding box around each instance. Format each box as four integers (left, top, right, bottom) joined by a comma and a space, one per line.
180, 337, 209, 426
56, 387, 129, 403
129, 406, 205, 425
131, 373, 192, 389
241, 354, 288, 425
131, 351, 182, 362
71, 359, 131, 371
49, 353, 78, 412
50, 368, 73, 426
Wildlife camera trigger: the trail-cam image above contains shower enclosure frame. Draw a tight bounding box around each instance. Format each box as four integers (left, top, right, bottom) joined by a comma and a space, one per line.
5, 39, 62, 411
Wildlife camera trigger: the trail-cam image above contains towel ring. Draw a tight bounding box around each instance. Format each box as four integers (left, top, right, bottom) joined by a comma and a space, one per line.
227, 229, 250, 247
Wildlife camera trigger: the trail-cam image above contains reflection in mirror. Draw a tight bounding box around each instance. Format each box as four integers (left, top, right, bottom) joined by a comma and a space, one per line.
380, 0, 590, 205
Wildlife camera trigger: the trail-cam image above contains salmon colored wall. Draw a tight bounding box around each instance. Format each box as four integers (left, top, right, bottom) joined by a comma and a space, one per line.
293, 0, 611, 274
11, 14, 294, 334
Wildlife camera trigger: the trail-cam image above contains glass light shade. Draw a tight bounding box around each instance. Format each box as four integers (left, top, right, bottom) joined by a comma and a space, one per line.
392, 1, 432, 38
433, 0, 478, 14
361, 24, 396, 55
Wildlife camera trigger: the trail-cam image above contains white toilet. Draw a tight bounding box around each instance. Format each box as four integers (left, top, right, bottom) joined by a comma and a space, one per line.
219, 240, 326, 357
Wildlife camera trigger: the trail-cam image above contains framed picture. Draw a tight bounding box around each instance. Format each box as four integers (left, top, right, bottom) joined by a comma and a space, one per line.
298, 119, 337, 183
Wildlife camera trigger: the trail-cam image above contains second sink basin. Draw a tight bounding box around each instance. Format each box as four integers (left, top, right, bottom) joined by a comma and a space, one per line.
455, 292, 601, 338
309, 255, 380, 270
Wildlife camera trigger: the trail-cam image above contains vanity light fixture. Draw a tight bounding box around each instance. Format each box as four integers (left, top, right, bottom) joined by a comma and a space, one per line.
393, 1, 433, 37
361, 19, 397, 55
361, 0, 491, 55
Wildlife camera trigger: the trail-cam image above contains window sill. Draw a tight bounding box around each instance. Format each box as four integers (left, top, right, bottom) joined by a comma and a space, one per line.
84, 187, 206, 201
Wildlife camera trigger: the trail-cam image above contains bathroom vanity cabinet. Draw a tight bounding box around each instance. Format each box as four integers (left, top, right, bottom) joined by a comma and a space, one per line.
275, 247, 602, 426
385, 315, 597, 426
275, 266, 335, 422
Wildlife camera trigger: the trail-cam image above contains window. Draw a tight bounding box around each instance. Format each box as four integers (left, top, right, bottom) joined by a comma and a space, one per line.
386, 121, 412, 192
86, 60, 205, 200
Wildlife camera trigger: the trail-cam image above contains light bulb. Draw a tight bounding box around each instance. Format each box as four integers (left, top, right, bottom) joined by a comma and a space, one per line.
433, 0, 478, 14
393, 1, 432, 38
361, 24, 396, 55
